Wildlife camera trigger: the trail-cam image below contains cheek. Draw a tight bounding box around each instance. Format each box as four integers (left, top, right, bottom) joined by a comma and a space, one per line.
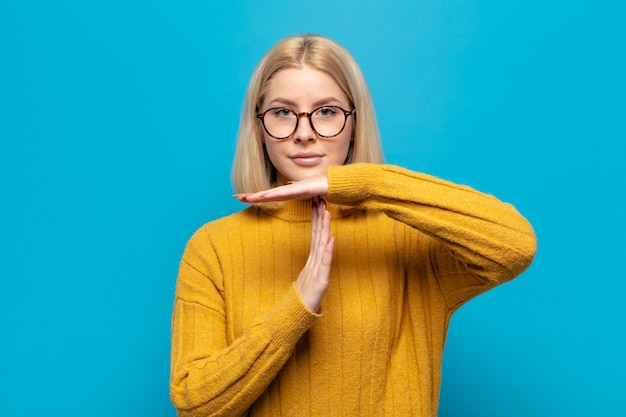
325, 139, 350, 166
336, 127, 354, 162
263, 140, 282, 165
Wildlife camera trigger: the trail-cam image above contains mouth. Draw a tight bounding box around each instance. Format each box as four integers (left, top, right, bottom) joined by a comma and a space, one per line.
289, 152, 324, 167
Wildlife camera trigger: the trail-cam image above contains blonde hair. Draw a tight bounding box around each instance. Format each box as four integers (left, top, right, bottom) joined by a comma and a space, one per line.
232, 34, 384, 193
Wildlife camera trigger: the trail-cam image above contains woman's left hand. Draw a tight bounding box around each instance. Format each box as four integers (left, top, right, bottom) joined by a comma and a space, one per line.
234, 176, 328, 203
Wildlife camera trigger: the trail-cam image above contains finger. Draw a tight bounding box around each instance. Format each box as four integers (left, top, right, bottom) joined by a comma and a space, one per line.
241, 186, 300, 203
237, 177, 328, 203
315, 199, 328, 244
322, 207, 332, 247
315, 197, 328, 245
307, 200, 326, 270
310, 198, 322, 254
316, 212, 334, 276
321, 235, 335, 266
312, 203, 332, 265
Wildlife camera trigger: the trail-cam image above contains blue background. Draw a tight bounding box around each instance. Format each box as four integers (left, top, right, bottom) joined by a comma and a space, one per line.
1, 1, 624, 416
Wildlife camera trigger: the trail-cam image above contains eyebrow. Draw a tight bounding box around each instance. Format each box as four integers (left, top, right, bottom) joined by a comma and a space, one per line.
266, 96, 346, 109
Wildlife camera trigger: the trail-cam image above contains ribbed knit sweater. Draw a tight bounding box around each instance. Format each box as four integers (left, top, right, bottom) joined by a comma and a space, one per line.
170, 163, 536, 417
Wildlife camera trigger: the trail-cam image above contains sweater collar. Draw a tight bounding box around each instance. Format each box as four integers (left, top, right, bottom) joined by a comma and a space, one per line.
257, 199, 352, 222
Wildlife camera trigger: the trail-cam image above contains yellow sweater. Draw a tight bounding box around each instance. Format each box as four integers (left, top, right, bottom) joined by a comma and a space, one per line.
170, 163, 536, 416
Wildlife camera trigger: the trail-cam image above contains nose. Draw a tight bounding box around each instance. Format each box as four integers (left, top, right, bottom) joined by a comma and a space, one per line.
293, 113, 316, 142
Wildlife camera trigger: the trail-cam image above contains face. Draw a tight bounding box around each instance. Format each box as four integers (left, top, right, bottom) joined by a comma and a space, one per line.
260, 65, 354, 186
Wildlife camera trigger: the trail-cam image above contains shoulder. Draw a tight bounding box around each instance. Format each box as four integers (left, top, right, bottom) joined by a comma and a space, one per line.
191, 206, 259, 239
179, 207, 261, 263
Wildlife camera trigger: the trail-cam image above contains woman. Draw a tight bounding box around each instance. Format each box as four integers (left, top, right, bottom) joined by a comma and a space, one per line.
170, 34, 536, 417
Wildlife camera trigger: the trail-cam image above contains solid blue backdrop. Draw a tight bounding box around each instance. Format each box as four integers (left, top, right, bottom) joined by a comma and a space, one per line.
1, 1, 624, 416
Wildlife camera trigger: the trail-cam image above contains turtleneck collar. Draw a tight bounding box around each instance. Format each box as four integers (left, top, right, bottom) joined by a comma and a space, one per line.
256, 199, 353, 222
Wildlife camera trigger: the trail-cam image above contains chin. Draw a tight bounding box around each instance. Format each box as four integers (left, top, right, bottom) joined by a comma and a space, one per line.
297, 168, 326, 180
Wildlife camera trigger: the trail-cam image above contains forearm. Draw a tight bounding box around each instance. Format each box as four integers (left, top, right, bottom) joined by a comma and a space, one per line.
326, 163, 537, 283
171, 270, 318, 416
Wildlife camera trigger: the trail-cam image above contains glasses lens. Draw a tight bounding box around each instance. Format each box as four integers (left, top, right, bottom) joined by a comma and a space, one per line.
311, 106, 346, 137
263, 108, 298, 139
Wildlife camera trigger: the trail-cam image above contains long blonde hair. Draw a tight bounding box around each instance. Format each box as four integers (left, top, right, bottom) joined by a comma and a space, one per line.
232, 34, 384, 193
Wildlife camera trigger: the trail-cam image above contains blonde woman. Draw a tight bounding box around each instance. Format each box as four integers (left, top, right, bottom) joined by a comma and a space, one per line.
170, 34, 536, 417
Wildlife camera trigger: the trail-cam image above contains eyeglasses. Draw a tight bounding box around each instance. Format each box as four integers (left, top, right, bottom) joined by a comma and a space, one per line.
257, 106, 355, 140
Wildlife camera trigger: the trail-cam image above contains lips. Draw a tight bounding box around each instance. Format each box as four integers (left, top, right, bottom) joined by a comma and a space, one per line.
289, 152, 324, 167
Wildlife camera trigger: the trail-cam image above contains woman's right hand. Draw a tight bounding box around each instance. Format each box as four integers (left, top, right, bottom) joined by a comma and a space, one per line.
296, 198, 335, 312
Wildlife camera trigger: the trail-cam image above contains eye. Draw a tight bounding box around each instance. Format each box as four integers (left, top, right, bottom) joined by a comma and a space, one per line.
272, 108, 295, 118
315, 106, 340, 118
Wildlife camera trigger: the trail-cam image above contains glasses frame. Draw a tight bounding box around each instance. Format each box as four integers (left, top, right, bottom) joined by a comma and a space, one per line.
256, 106, 356, 140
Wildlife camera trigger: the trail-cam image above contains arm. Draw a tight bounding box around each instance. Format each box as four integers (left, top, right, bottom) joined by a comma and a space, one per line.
170, 201, 333, 416
170, 231, 317, 416
326, 164, 537, 286
237, 163, 536, 306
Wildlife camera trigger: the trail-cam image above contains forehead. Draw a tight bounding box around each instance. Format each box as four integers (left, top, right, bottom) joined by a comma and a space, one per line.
263, 66, 348, 106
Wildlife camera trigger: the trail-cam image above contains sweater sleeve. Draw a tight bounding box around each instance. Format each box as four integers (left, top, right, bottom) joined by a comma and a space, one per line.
170, 227, 320, 416
326, 163, 537, 309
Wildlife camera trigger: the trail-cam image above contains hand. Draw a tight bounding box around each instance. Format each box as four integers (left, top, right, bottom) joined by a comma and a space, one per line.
295, 198, 334, 312
234, 177, 328, 203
